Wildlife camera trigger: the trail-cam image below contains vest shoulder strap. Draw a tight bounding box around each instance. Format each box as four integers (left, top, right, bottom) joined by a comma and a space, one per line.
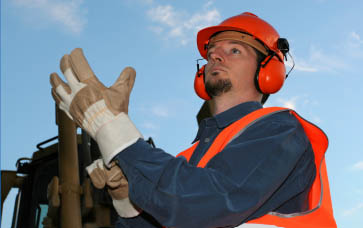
176, 107, 288, 165
197, 107, 289, 168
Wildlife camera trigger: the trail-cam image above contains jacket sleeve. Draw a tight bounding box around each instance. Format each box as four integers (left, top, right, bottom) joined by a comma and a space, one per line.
114, 114, 316, 228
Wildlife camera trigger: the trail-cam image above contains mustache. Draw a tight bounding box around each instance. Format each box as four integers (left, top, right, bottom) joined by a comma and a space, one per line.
206, 63, 227, 75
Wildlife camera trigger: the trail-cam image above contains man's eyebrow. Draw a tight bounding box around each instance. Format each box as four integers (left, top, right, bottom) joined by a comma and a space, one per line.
208, 40, 244, 51
207, 43, 215, 50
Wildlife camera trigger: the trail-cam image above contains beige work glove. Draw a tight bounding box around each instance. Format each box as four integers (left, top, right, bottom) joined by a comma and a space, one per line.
86, 159, 141, 218
50, 48, 143, 165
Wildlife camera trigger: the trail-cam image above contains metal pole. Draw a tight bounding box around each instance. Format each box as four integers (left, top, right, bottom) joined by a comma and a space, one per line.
56, 107, 82, 228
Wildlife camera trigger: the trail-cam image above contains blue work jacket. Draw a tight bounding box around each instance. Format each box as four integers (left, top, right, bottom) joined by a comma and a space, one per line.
115, 101, 316, 228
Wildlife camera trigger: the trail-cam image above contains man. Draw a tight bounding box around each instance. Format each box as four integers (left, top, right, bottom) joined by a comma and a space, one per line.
50, 12, 336, 228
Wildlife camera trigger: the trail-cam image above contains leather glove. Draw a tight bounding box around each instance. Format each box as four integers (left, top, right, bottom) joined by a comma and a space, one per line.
86, 159, 141, 218
50, 48, 143, 165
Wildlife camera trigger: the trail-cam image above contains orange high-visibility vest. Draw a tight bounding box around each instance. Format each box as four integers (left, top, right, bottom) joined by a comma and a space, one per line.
177, 107, 337, 228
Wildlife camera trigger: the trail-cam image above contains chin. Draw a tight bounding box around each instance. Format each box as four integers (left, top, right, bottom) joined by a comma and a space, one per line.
206, 73, 227, 82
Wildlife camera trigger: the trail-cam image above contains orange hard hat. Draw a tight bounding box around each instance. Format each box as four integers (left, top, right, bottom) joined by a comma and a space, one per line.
197, 12, 284, 61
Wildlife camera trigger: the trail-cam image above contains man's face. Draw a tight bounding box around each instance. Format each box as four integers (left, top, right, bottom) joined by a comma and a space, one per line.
204, 39, 258, 98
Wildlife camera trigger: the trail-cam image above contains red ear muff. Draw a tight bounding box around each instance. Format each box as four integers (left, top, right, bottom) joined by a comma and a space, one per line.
194, 65, 212, 100
257, 56, 286, 94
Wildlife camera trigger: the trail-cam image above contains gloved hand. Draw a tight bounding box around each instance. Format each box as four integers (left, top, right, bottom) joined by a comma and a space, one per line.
86, 159, 141, 218
50, 48, 143, 165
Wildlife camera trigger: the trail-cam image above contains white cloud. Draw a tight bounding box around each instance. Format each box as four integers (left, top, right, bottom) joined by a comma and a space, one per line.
141, 122, 159, 140
126, 0, 154, 5
140, 0, 153, 4
147, 2, 221, 45
349, 31, 363, 46
343, 202, 363, 216
204, 0, 214, 8
268, 95, 315, 110
286, 46, 347, 74
266, 95, 321, 123
183, 8, 221, 32
149, 26, 164, 34
352, 161, 363, 171
286, 30, 363, 74
142, 122, 159, 130
290, 31, 363, 73
276, 97, 298, 110
345, 31, 363, 59
309, 46, 347, 72
286, 55, 318, 72
12, 0, 87, 35
152, 105, 169, 117
148, 5, 178, 27
353, 188, 363, 195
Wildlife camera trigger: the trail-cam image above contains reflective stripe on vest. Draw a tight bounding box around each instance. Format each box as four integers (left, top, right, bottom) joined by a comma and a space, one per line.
176, 107, 337, 228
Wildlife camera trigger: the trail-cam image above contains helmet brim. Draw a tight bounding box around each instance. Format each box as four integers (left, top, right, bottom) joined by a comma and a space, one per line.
197, 25, 249, 59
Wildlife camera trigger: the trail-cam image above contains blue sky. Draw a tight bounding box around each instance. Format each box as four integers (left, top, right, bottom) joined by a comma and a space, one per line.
1, 0, 363, 227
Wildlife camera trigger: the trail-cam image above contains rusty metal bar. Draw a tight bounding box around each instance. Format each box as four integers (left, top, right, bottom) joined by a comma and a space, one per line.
1, 171, 24, 213
56, 107, 82, 228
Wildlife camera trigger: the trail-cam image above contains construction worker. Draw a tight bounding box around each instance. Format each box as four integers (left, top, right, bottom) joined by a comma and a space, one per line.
50, 12, 337, 228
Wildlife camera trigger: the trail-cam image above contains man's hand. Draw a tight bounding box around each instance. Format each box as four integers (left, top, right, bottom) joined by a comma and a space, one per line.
86, 159, 141, 218
50, 48, 143, 165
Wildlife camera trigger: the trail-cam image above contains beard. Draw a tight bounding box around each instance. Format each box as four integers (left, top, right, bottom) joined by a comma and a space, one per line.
205, 78, 232, 97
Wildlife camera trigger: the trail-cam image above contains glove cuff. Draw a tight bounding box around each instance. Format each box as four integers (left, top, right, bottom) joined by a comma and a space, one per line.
112, 197, 141, 218
96, 112, 143, 166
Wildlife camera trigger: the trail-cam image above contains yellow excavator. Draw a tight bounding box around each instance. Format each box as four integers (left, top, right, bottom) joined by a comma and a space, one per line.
1, 102, 211, 228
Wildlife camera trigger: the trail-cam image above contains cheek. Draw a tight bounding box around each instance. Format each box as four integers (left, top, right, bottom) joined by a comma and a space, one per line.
204, 63, 212, 75
238, 59, 258, 75
204, 63, 216, 82
231, 60, 258, 85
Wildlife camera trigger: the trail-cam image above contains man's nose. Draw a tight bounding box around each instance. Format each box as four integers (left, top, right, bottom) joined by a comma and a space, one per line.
209, 49, 224, 62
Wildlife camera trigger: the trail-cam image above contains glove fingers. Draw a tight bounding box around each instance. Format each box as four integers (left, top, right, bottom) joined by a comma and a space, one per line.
52, 88, 74, 120
111, 67, 136, 94
107, 173, 123, 188
69, 48, 97, 82
51, 88, 62, 105
126, 68, 136, 95
89, 168, 107, 189
60, 54, 89, 93
68, 48, 107, 90
119, 177, 128, 187
107, 180, 122, 189
86, 159, 106, 189
50, 72, 73, 106
109, 161, 118, 168
50, 72, 71, 94
59, 104, 74, 120
106, 165, 123, 182
105, 163, 126, 188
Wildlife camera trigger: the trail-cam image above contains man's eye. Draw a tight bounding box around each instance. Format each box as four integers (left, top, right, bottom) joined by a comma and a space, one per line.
231, 48, 241, 54
207, 51, 213, 60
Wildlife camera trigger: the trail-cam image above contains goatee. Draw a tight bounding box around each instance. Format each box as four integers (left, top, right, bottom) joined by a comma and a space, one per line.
205, 79, 232, 97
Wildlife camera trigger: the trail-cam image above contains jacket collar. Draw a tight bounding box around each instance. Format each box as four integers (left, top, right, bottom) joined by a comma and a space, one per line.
193, 101, 263, 143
